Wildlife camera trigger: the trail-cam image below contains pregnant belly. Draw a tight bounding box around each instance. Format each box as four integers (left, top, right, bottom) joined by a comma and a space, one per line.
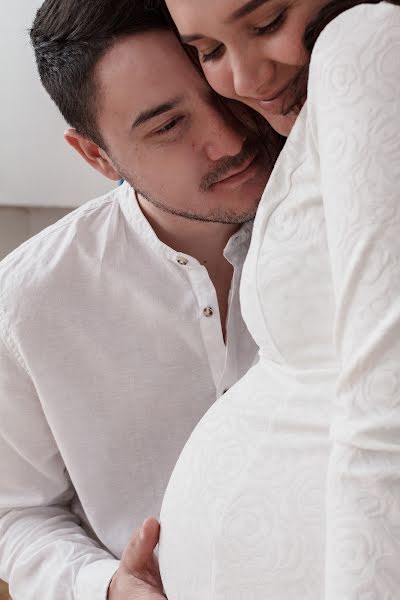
159, 361, 335, 600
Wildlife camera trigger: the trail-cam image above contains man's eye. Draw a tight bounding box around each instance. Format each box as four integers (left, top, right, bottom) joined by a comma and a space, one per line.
155, 116, 184, 136
200, 44, 224, 63
254, 10, 287, 35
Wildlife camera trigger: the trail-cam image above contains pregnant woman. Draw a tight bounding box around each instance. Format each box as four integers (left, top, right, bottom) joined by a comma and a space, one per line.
159, 1, 400, 598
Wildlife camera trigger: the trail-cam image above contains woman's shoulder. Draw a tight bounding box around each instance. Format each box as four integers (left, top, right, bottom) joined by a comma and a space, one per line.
310, 2, 400, 70
307, 1, 400, 109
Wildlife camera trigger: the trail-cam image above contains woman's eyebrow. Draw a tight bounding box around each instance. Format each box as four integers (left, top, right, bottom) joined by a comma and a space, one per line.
180, 0, 272, 43
226, 0, 272, 23
180, 33, 203, 44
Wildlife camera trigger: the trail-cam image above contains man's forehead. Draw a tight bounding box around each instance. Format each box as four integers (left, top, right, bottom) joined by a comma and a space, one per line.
97, 30, 194, 86
95, 30, 199, 122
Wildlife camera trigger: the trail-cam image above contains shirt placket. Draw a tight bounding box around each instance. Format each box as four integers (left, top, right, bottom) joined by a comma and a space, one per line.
217, 241, 245, 398
174, 253, 226, 394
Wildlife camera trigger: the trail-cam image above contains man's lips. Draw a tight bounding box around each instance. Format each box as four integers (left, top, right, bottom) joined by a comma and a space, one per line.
216, 154, 257, 185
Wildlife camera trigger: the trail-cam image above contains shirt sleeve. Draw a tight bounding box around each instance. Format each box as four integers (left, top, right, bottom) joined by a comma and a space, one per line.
0, 313, 119, 600
308, 3, 400, 598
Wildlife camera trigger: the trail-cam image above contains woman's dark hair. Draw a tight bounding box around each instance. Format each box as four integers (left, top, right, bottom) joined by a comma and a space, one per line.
287, 0, 400, 113
30, 0, 168, 148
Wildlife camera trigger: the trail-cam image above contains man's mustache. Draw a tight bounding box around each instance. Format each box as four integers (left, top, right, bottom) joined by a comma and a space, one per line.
200, 138, 260, 193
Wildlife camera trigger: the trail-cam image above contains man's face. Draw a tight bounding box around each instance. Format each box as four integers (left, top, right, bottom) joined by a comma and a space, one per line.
94, 30, 270, 224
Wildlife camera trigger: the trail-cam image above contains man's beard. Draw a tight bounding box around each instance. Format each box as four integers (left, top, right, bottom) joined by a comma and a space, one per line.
133, 188, 257, 225
112, 136, 266, 225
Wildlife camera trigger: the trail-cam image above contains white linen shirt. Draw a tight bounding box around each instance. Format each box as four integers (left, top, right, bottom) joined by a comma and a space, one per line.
0, 182, 257, 600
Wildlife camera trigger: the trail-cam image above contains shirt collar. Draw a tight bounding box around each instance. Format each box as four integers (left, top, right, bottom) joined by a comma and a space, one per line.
118, 182, 253, 265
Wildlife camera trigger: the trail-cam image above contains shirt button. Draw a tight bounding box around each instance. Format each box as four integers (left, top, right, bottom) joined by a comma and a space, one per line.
177, 255, 188, 266
203, 307, 214, 318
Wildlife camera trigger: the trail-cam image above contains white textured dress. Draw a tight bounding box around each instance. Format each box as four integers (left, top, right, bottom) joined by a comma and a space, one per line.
159, 4, 400, 599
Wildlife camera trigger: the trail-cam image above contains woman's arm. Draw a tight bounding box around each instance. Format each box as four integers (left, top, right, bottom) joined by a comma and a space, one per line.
308, 3, 400, 598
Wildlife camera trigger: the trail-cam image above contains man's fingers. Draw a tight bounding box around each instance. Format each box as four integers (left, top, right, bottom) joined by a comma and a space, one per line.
121, 517, 160, 575
107, 518, 164, 599
141, 517, 161, 550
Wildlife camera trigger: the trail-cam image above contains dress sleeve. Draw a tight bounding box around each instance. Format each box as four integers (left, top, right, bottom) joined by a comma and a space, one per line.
307, 4, 400, 598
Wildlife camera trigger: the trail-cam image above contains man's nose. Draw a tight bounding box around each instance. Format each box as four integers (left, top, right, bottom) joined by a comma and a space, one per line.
202, 105, 246, 163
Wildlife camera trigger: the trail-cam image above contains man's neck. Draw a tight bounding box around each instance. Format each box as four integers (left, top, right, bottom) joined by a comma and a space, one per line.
136, 193, 239, 268
137, 193, 241, 342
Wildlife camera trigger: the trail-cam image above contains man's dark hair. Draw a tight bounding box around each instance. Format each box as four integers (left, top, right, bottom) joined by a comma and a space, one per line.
30, 0, 168, 148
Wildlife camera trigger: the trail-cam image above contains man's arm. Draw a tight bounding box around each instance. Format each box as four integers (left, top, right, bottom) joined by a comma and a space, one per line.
0, 316, 119, 600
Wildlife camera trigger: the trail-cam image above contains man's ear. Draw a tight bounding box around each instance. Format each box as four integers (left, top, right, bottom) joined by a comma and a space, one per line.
64, 128, 121, 181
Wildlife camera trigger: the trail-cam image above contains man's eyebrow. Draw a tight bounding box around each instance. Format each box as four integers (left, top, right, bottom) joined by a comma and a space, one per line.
132, 96, 183, 130
226, 0, 271, 23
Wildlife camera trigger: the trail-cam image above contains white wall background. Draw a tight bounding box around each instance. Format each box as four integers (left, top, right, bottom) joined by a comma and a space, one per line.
0, 0, 113, 208
0, 206, 71, 260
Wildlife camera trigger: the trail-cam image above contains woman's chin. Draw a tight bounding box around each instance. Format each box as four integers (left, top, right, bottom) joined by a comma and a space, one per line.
261, 111, 298, 137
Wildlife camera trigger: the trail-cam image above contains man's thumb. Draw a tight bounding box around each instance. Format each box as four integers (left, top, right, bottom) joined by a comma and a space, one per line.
121, 517, 160, 575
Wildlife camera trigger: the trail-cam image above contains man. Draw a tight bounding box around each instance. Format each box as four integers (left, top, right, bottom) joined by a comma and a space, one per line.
0, 1, 278, 599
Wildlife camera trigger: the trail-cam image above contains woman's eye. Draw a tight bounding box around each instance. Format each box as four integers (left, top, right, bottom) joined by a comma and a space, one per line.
254, 10, 287, 35
200, 44, 224, 63
198, 10, 287, 63
156, 116, 184, 136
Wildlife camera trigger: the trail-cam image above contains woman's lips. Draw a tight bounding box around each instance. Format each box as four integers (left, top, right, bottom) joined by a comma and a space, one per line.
254, 81, 292, 112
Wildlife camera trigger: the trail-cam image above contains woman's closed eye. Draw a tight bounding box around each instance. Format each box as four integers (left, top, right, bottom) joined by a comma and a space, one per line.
254, 10, 288, 36
199, 44, 225, 64
199, 10, 288, 64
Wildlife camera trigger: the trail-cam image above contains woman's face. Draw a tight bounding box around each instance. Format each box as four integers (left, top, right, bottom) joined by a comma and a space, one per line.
165, 0, 328, 136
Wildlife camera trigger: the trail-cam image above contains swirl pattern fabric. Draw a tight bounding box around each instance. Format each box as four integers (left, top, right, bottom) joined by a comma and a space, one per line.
159, 4, 400, 598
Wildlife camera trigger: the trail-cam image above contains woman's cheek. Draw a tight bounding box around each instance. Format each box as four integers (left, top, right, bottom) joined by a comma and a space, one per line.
201, 63, 233, 99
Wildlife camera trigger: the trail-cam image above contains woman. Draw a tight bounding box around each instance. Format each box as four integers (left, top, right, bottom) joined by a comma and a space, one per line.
158, 1, 400, 598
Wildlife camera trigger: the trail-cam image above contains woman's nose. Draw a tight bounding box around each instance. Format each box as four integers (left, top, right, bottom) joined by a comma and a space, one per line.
231, 53, 275, 100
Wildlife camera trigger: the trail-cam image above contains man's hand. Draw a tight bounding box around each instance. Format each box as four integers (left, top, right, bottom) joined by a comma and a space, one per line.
108, 517, 166, 599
